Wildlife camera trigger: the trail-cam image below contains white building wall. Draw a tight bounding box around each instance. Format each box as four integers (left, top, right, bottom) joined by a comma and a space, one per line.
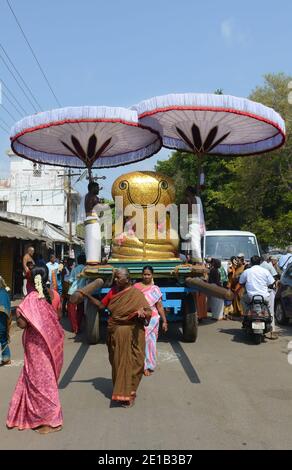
0, 184, 10, 204
2, 152, 80, 232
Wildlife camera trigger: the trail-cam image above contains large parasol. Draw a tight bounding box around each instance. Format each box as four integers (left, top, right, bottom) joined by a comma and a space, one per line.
10, 106, 162, 179
132, 93, 286, 192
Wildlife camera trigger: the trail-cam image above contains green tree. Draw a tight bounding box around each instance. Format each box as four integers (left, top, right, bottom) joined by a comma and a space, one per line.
155, 73, 292, 247
226, 73, 292, 247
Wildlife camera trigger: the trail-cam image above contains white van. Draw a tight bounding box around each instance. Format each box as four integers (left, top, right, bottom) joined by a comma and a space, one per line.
203, 230, 261, 319
203, 230, 260, 263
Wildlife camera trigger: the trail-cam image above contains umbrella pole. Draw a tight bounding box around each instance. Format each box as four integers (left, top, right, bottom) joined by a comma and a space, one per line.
88, 166, 93, 182
196, 153, 201, 196
143, 208, 146, 259
196, 153, 205, 196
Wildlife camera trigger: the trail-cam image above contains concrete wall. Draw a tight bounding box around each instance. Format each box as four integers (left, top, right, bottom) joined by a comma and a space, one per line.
0, 153, 80, 231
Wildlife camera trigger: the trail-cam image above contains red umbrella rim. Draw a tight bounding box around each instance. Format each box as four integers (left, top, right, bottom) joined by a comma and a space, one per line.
10, 119, 163, 169
10, 117, 160, 143
138, 105, 286, 148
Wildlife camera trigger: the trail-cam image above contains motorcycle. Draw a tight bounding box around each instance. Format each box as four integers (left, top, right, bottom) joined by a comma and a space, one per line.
242, 295, 272, 344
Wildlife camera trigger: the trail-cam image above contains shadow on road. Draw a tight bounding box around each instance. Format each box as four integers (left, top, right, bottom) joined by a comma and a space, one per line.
169, 340, 201, 383
60, 320, 201, 388
275, 324, 292, 338
218, 327, 269, 345
71, 377, 112, 399
158, 323, 200, 383
59, 343, 90, 389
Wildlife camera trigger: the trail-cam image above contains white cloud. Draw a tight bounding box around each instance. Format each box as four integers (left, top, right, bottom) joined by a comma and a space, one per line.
220, 18, 249, 46
221, 19, 233, 41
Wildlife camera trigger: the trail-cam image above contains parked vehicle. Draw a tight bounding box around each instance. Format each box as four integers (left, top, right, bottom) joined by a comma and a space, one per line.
203, 230, 260, 261
242, 295, 273, 344
203, 230, 261, 273
274, 264, 292, 325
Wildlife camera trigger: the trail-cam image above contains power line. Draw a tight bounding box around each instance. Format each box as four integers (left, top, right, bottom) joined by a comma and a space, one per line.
6, 0, 62, 107
0, 52, 39, 112
1, 103, 17, 121
0, 42, 42, 111
0, 122, 9, 133
0, 77, 29, 115
0, 116, 10, 128
2, 88, 23, 117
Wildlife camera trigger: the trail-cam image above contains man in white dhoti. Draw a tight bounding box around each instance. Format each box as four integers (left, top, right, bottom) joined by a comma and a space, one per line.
184, 186, 206, 263
84, 182, 107, 265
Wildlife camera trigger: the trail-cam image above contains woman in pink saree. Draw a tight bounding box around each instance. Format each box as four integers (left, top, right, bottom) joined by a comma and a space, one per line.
134, 266, 168, 376
6, 267, 64, 434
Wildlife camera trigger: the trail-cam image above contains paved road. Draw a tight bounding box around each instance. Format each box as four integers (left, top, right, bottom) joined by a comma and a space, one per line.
1, 317, 292, 450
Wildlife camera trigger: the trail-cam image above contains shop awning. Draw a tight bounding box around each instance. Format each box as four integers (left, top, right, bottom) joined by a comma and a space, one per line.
0, 219, 46, 241
43, 222, 83, 245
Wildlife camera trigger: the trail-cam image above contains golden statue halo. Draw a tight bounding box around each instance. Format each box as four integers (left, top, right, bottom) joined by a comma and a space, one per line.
111, 171, 179, 260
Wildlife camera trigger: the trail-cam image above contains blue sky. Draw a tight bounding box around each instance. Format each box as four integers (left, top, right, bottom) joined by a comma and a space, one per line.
0, 0, 291, 198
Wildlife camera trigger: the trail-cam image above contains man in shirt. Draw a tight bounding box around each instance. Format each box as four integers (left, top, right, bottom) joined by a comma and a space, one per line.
269, 255, 282, 276
260, 254, 278, 278
278, 246, 292, 272
46, 253, 59, 291
239, 255, 277, 339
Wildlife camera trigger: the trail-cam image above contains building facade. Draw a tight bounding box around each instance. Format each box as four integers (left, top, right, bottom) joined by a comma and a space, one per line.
0, 150, 80, 234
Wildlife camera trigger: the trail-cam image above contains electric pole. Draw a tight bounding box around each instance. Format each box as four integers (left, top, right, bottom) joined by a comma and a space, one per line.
58, 169, 81, 255
68, 168, 72, 252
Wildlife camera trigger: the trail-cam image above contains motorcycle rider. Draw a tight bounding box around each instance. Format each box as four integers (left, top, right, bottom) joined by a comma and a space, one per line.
239, 255, 278, 339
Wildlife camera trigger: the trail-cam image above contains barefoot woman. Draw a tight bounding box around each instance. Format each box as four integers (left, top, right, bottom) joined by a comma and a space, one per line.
6, 267, 64, 433
134, 266, 168, 376
80, 268, 151, 407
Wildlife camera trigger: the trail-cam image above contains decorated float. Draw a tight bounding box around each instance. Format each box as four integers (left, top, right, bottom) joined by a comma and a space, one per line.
10, 94, 285, 343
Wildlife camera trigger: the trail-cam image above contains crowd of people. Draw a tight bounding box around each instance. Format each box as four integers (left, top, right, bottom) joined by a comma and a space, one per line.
1, 244, 291, 433
205, 249, 292, 339
1, 246, 169, 431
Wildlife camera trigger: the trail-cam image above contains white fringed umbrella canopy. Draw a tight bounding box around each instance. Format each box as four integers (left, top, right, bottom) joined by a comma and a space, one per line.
10, 106, 162, 175
133, 93, 285, 156
133, 93, 285, 193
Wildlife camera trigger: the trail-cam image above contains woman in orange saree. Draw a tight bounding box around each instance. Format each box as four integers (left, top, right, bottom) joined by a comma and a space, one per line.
6, 267, 64, 433
228, 257, 245, 316
80, 268, 151, 407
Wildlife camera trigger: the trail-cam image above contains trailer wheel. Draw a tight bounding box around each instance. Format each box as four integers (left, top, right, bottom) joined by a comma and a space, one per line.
182, 294, 198, 343
85, 300, 100, 344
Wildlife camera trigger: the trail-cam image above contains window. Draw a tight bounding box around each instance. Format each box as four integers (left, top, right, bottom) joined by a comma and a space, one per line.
0, 201, 7, 211
205, 235, 259, 260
